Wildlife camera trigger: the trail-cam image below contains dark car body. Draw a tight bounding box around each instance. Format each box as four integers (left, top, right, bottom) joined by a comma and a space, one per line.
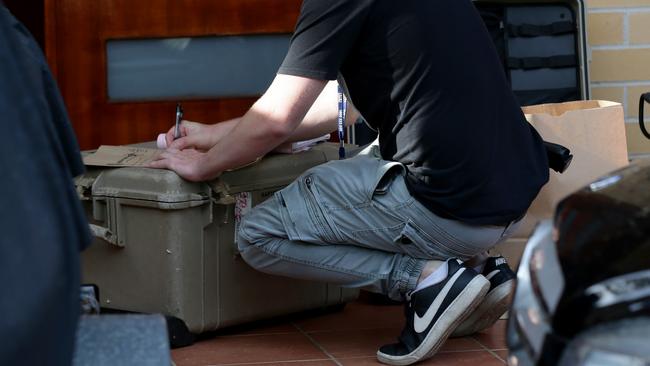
507, 159, 650, 366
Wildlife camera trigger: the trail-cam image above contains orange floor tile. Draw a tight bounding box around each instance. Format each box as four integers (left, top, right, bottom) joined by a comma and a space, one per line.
171, 297, 508, 366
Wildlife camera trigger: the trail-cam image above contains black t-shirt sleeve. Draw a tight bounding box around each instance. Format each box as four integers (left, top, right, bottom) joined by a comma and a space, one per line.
278, 0, 372, 80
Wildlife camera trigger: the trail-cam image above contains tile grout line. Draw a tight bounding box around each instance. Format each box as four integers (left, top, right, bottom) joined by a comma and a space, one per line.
291, 323, 344, 366
592, 81, 650, 87
291, 326, 401, 335
469, 337, 507, 365
624, 8, 630, 47
202, 358, 335, 366
205, 325, 402, 339
323, 349, 504, 364
589, 7, 650, 13
211, 331, 302, 339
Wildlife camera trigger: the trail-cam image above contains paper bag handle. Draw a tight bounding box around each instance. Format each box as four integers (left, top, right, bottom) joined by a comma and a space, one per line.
639, 93, 650, 139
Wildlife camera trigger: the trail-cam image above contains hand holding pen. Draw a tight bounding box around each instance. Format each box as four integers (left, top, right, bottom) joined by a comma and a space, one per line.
157, 103, 184, 149
157, 104, 228, 151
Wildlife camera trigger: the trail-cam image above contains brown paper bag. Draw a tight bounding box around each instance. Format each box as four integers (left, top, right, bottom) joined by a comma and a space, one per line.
512, 100, 629, 238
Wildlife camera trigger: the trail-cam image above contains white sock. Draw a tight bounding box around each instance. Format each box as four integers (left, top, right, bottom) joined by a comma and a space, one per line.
414, 261, 449, 293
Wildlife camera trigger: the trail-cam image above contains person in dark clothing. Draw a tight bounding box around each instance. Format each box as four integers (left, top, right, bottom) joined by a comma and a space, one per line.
151, 1, 548, 364
0, 4, 90, 365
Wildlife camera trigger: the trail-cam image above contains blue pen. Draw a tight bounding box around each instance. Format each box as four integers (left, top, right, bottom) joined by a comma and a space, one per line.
337, 85, 347, 159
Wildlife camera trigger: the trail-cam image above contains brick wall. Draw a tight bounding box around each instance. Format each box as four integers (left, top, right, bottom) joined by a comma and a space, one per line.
586, 0, 650, 155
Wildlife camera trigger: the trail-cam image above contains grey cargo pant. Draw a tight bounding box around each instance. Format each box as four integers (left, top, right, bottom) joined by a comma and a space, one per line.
237, 145, 520, 301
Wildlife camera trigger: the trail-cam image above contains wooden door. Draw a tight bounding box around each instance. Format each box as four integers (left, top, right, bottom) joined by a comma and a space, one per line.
45, 0, 301, 149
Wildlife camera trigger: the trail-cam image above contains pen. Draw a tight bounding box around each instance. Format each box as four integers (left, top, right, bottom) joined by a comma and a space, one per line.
174, 103, 184, 140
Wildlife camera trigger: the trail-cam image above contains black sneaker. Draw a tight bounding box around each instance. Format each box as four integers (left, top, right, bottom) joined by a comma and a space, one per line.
451, 255, 516, 337
376, 259, 489, 365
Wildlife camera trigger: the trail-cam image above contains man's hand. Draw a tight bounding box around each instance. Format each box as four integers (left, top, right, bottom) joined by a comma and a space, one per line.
147, 148, 219, 182
164, 119, 237, 151
151, 74, 327, 180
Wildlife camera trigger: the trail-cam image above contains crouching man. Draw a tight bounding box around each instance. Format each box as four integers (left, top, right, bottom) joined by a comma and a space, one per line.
151, 0, 549, 364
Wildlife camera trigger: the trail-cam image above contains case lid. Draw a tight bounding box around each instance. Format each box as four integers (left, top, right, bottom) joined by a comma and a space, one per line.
79, 143, 341, 204
91, 167, 211, 204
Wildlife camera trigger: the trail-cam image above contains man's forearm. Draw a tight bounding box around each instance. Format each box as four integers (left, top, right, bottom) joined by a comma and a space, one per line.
200, 108, 291, 176
196, 75, 328, 178
216, 81, 359, 145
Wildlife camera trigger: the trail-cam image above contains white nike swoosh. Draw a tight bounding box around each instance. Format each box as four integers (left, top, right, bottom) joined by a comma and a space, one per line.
486, 269, 500, 281
413, 267, 466, 334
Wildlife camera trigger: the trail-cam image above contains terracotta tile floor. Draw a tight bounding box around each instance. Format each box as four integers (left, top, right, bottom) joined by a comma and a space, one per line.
172, 296, 508, 366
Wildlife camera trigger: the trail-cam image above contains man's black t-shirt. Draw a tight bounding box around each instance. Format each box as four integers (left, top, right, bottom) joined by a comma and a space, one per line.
278, 0, 549, 226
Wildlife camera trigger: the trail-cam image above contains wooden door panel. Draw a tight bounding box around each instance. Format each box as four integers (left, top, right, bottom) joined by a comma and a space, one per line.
46, 0, 301, 149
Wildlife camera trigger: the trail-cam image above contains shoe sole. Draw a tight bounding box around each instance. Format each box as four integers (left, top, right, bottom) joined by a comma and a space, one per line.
376, 275, 490, 366
450, 279, 514, 337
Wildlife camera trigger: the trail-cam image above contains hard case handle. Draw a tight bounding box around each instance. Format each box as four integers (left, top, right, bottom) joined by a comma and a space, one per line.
88, 223, 121, 247
91, 197, 125, 248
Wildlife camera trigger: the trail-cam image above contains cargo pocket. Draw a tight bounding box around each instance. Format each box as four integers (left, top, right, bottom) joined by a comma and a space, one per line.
394, 221, 472, 260
302, 174, 344, 243
276, 185, 309, 242
277, 175, 343, 244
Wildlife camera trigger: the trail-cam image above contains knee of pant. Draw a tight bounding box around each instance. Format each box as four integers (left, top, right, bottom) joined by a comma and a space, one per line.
236, 213, 271, 253
236, 200, 276, 240
235, 229, 259, 267
236, 234, 270, 271
236, 218, 254, 253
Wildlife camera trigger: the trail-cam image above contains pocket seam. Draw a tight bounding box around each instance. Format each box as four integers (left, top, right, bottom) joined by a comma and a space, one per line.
401, 220, 470, 258
303, 175, 345, 243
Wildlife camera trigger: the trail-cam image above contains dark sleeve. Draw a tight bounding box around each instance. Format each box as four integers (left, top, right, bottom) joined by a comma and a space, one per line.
1, 6, 90, 366
278, 0, 372, 80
